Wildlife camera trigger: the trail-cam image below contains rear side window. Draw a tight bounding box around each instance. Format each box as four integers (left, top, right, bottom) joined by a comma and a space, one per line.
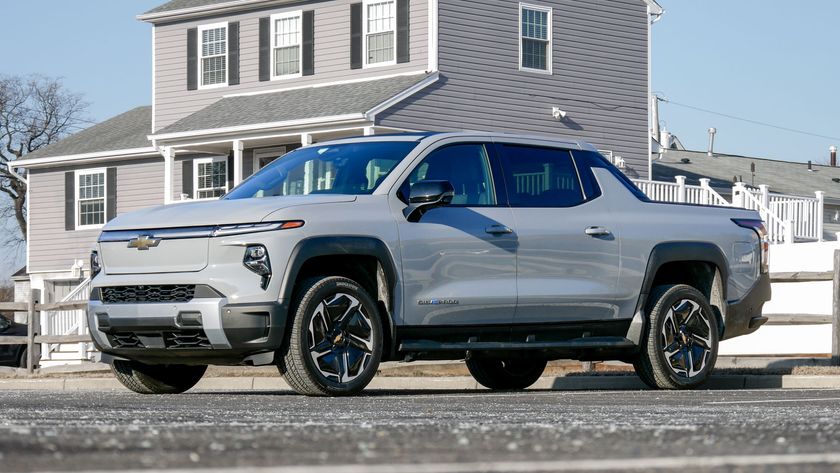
497, 145, 584, 208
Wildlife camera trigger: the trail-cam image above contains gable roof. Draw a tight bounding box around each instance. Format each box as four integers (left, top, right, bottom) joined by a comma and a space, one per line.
653, 149, 840, 202
21, 106, 153, 161
152, 73, 438, 139
143, 0, 232, 14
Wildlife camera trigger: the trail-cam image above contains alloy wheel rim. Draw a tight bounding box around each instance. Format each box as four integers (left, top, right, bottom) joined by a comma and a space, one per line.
307, 292, 374, 384
660, 299, 713, 378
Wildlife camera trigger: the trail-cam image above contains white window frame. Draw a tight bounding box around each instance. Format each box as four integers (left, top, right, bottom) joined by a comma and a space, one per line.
363, 0, 398, 69
519, 3, 553, 75
253, 146, 289, 172
75, 168, 107, 231
197, 22, 229, 90
193, 156, 229, 200
270, 11, 303, 80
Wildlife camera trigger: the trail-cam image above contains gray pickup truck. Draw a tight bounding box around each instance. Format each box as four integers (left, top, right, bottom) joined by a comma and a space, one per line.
88, 132, 770, 396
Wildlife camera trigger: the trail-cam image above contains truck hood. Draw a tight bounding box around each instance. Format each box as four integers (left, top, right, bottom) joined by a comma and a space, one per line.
103, 195, 357, 231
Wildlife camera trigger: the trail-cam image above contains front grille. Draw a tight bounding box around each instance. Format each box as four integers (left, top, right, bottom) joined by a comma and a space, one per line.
110, 333, 143, 349
101, 285, 196, 304
164, 330, 211, 349
108, 330, 211, 350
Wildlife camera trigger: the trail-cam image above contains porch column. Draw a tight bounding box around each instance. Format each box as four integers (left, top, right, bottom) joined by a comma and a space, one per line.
233, 140, 244, 187
302, 134, 314, 194
816, 191, 825, 241
162, 146, 173, 204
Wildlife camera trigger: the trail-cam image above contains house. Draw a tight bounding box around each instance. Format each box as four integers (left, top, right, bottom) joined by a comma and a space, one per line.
11, 0, 662, 364
652, 148, 839, 240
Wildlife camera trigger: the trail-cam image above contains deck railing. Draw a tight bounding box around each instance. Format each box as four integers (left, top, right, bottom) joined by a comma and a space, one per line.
633, 176, 824, 244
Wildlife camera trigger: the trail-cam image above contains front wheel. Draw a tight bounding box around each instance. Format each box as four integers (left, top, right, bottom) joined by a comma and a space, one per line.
278, 276, 383, 396
111, 360, 207, 394
466, 357, 547, 390
633, 284, 719, 389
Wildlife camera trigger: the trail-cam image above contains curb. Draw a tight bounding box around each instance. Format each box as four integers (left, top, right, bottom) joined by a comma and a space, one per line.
2, 375, 840, 392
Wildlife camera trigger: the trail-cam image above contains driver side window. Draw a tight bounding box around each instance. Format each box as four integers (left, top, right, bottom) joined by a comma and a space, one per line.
400, 144, 497, 206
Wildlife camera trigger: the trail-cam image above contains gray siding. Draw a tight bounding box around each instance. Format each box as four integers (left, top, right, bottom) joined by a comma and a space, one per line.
28, 158, 164, 273
155, 0, 429, 131
377, 0, 650, 178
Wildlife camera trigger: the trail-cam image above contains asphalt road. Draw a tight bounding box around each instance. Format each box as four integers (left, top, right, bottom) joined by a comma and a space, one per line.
2, 388, 840, 472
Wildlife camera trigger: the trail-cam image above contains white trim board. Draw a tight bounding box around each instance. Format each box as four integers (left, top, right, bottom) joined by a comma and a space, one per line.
14, 148, 160, 168
222, 70, 429, 98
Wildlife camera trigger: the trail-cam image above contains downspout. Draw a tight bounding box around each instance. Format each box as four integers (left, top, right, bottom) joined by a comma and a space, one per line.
3, 162, 28, 185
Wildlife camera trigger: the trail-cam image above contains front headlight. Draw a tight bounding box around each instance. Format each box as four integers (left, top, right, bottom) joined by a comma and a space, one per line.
243, 245, 271, 289
90, 250, 102, 278
212, 220, 304, 237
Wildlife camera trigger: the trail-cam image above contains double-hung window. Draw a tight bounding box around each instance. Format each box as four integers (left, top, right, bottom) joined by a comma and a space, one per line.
272, 11, 302, 79
194, 157, 228, 199
76, 169, 106, 229
520, 4, 552, 74
364, 0, 396, 66
199, 22, 228, 88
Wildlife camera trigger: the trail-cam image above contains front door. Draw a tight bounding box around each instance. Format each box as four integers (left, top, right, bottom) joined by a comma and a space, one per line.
495, 143, 622, 324
395, 143, 518, 327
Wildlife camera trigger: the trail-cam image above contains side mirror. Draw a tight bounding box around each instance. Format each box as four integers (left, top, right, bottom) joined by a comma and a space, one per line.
403, 180, 455, 222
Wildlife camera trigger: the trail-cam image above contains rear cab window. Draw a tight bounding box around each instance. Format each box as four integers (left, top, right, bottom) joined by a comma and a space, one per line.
496, 144, 596, 207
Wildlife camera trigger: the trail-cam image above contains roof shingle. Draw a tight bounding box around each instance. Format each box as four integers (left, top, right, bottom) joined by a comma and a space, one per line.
22, 106, 153, 160
653, 149, 840, 201
154, 74, 435, 136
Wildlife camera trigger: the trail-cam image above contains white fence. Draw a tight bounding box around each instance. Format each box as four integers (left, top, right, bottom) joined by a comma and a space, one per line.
41, 277, 91, 362
632, 176, 825, 244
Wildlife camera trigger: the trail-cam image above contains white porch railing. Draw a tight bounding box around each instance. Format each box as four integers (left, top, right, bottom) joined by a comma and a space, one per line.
632, 176, 730, 207
632, 176, 824, 244
42, 277, 91, 361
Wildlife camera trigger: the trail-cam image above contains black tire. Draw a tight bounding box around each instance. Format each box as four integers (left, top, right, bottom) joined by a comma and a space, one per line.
111, 360, 207, 394
633, 284, 719, 390
278, 276, 383, 397
466, 357, 547, 390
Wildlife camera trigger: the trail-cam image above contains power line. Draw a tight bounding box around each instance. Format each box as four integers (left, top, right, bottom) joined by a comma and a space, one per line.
660, 98, 840, 142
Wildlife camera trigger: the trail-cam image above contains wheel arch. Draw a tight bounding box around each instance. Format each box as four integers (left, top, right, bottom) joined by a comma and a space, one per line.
280, 236, 399, 359
628, 242, 729, 343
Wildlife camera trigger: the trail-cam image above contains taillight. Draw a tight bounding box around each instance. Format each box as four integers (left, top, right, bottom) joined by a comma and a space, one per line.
732, 219, 769, 274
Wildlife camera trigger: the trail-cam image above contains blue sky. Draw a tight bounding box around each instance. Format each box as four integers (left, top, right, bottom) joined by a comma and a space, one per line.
653, 0, 840, 163
2, 0, 839, 280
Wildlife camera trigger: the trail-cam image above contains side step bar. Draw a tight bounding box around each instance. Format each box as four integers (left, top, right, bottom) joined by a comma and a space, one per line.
399, 337, 636, 352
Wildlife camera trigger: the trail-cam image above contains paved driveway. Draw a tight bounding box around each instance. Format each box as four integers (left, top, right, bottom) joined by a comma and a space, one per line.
2, 389, 840, 472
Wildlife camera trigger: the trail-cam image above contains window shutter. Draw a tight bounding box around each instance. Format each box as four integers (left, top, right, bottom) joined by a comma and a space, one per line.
302, 11, 315, 76
106, 167, 117, 222
397, 0, 410, 63
228, 22, 240, 85
64, 171, 75, 231
350, 3, 362, 70
226, 154, 235, 193
259, 17, 271, 81
187, 28, 198, 91
182, 160, 193, 199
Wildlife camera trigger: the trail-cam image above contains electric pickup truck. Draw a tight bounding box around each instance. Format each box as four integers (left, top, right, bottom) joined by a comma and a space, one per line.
87, 132, 770, 396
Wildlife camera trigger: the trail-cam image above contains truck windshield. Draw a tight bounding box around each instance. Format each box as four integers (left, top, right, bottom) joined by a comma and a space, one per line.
224, 141, 419, 199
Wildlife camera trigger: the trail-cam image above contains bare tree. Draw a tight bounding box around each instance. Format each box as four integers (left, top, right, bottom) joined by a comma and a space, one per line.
0, 75, 89, 250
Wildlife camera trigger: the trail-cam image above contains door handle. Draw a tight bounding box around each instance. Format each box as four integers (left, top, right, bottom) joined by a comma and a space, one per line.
585, 226, 611, 237
485, 225, 513, 235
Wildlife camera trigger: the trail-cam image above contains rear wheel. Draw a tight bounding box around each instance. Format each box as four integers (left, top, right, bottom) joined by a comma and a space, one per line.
466, 357, 547, 390
278, 276, 383, 396
111, 360, 207, 394
633, 284, 719, 389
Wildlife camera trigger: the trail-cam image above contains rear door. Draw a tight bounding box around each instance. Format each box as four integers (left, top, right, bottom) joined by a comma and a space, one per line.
495, 142, 622, 324
395, 142, 518, 327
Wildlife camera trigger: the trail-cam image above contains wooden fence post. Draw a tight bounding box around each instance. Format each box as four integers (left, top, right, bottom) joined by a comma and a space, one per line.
833, 250, 840, 366
26, 289, 41, 374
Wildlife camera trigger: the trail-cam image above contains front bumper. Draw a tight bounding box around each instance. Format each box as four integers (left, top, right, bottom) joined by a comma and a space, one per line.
88, 288, 288, 365
722, 272, 771, 340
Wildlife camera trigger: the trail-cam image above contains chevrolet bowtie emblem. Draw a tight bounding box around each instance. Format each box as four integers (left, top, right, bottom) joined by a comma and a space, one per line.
127, 235, 161, 251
